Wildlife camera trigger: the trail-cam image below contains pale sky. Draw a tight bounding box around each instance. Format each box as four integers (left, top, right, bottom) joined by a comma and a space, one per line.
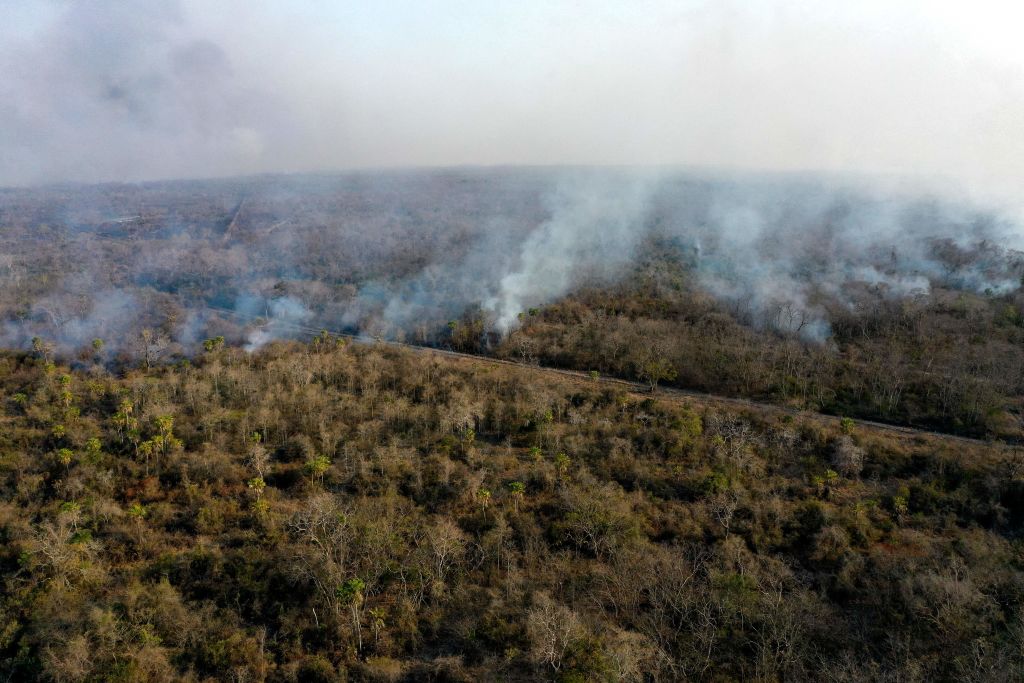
1, 0, 1022, 202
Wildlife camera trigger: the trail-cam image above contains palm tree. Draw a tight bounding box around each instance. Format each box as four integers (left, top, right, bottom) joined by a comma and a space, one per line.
305, 455, 331, 487
336, 578, 366, 651
508, 481, 525, 512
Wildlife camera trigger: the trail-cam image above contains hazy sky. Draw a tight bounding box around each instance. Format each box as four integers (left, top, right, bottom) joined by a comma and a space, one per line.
2, 0, 1022, 199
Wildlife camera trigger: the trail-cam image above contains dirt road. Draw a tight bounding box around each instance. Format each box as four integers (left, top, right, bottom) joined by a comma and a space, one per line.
204, 305, 1008, 448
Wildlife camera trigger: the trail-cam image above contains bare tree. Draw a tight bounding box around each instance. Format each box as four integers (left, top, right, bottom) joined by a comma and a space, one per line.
527, 592, 583, 674
831, 436, 865, 478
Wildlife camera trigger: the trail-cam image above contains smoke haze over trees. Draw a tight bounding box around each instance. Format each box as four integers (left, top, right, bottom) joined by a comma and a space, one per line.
1, 168, 1022, 438
0, 168, 1020, 352
4, 0, 1023, 371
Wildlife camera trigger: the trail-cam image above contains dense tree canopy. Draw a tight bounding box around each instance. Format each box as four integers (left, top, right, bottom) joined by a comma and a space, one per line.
1, 339, 1022, 681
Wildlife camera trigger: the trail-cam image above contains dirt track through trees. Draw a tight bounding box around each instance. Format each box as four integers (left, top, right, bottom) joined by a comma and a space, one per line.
203, 305, 1009, 448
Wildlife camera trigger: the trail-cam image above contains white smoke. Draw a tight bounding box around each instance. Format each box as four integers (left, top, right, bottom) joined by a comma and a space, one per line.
243, 296, 313, 351
485, 173, 656, 332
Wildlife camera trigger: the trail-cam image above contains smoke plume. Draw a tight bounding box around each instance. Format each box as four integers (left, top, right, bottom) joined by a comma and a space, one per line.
0, 169, 1021, 357
3, 0, 1024, 354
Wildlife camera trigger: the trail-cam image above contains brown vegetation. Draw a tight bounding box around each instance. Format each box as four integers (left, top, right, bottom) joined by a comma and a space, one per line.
1, 337, 1022, 681
494, 247, 1024, 439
